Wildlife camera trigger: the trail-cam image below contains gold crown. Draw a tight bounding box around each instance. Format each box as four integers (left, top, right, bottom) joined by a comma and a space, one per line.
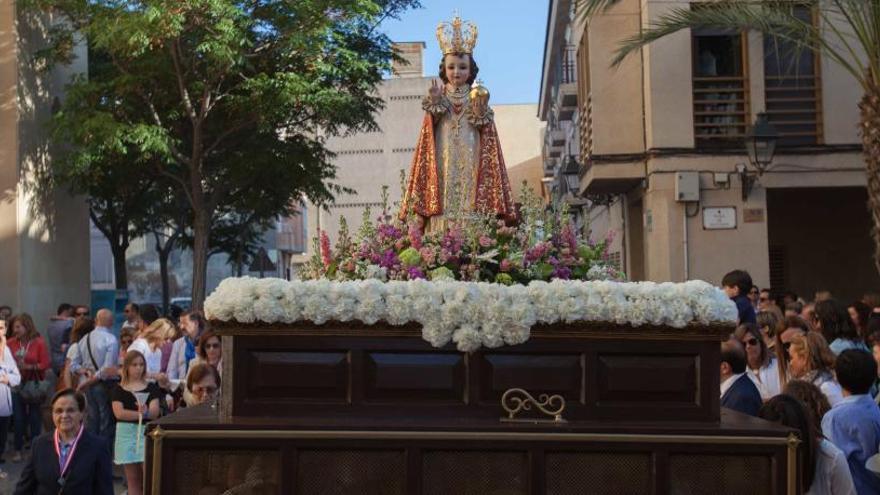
436, 13, 478, 55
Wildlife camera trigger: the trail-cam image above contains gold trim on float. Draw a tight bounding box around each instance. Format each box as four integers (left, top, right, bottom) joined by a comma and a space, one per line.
149, 427, 165, 495
786, 433, 800, 495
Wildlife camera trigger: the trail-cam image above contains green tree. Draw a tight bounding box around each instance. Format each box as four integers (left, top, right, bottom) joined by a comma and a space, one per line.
577, 0, 880, 272
27, 0, 420, 309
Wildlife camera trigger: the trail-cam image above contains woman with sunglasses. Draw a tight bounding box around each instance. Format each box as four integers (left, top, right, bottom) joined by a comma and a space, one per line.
183, 332, 221, 406
734, 323, 781, 400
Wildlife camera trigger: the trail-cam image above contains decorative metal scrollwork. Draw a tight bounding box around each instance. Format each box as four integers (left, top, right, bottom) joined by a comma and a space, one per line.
500, 388, 567, 424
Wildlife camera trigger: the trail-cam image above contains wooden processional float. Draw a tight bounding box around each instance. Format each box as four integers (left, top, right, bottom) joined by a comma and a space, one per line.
145, 279, 799, 495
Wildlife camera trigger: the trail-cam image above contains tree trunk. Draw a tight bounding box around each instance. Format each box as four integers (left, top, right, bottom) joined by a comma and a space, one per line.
156, 234, 172, 316
191, 210, 211, 311
111, 244, 128, 290
861, 82, 880, 275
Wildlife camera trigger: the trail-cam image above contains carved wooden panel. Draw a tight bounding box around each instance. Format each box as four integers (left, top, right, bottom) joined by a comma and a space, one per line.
241, 350, 349, 408
230, 334, 720, 422
477, 353, 583, 404
364, 352, 466, 403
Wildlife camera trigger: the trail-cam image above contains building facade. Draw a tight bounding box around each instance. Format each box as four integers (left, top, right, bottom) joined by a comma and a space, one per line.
539, 0, 878, 301
0, 5, 91, 319
292, 42, 546, 274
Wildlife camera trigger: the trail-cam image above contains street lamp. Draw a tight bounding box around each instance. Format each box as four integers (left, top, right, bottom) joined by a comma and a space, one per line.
562, 155, 580, 194
738, 113, 778, 201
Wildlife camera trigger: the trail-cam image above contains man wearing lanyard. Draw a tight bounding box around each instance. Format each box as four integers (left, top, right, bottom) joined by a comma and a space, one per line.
68, 309, 119, 446
15, 389, 113, 494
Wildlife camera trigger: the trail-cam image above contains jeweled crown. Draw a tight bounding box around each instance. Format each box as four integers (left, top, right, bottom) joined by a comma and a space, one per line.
436, 13, 478, 55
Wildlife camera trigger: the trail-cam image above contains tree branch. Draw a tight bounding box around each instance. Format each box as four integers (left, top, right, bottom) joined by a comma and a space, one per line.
170, 39, 198, 122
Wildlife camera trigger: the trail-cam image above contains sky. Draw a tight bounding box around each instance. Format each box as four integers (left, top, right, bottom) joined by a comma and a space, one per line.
381, 0, 550, 104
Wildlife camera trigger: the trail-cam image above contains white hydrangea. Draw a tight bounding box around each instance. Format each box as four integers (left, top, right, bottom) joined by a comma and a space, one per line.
203, 277, 738, 351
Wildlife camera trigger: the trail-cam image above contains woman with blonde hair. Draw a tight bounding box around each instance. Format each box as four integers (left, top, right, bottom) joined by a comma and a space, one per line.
111, 351, 161, 495
127, 318, 176, 388
788, 332, 843, 406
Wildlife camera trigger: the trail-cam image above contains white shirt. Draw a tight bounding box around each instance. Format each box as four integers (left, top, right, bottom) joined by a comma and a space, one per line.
807, 439, 856, 495
128, 338, 163, 375
720, 372, 745, 398
813, 374, 844, 407
747, 358, 782, 400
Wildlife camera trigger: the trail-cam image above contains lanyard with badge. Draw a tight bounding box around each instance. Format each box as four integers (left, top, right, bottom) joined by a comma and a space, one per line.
54, 423, 84, 492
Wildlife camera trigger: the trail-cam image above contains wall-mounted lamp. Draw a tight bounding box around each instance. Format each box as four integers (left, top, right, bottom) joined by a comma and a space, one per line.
737, 113, 778, 201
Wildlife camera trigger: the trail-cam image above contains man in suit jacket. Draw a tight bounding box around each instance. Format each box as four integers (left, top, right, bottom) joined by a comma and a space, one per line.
720, 337, 763, 416
14, 425, 113, 495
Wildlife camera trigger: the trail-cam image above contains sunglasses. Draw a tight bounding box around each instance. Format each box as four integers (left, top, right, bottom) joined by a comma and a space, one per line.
782, 342, 793, 352
75, 311, 88, 316
759, 297, 770, 302
205, 343, 221, 350
744, 338, 759, 347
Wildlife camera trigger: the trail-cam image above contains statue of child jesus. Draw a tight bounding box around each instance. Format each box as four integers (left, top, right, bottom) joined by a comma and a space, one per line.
399, 14, 515, 232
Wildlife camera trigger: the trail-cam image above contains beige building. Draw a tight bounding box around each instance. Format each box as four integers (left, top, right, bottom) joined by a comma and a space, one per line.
539, 0, 877, 301
292, 42, 545, 272
0, 5, 91, 318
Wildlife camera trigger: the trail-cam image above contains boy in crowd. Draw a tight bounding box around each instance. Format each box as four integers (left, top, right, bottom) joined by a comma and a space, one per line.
822, 349, 880, 493
722, 270, 757, 326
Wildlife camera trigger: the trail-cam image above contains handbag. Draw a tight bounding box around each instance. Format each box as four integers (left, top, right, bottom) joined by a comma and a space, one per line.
19, 368, 50, 404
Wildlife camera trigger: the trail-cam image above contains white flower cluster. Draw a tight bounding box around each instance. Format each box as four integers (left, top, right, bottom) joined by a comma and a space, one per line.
204, 277, 738, 352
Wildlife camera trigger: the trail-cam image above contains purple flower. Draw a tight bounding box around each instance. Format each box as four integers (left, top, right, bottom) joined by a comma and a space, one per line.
378, 223, 402, 241
407, 266, 426, 280
378, 249, 398, 269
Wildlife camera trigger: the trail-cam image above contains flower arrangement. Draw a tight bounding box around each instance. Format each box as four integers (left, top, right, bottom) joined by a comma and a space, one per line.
204, 278, 738, 352
299, 180, 625, 284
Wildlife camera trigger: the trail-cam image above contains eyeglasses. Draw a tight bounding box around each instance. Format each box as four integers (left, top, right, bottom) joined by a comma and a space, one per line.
744, 338, 759, 347
205, 343, 221, 350
192, 385, 217, 396
749, 290, 759, 295
75, 311, 88, 317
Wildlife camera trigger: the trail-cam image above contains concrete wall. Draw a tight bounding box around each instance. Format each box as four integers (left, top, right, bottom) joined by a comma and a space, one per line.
0, 6, 90, 322
588, 0, 644, 155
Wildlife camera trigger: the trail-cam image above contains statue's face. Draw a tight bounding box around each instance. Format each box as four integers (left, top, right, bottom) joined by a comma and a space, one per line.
444, 54, 471, 86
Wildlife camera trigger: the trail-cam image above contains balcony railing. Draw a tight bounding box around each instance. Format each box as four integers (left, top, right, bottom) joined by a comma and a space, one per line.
693, 76, 749, 148
764, 74, 821, 146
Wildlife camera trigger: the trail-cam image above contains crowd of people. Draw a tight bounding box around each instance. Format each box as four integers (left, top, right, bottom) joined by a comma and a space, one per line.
722, 269, 880, 494
0, 302, 222, 494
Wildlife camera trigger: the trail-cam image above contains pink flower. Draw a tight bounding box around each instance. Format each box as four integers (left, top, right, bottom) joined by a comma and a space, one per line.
420, 247, 436, 265
408, 223, 423, 250
395, 239, 406, 250
320, 230, 332, 268
439, 248, 451, 264
500, 259, 511, 272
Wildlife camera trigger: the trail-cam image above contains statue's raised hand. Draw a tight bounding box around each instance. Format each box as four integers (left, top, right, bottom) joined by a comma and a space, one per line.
428, 79, 443, 103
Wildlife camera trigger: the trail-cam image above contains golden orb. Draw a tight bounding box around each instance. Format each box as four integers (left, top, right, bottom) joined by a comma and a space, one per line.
469, 79, 490, 102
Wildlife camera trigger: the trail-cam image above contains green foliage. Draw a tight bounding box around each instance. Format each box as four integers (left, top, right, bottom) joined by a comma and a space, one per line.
27, 0, 420, 305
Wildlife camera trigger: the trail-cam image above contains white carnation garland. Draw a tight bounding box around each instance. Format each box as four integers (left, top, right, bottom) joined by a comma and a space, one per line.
205, 277, 737, 352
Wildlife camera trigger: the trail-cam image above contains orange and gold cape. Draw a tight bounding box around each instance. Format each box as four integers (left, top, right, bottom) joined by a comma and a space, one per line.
399, 113, 515, 223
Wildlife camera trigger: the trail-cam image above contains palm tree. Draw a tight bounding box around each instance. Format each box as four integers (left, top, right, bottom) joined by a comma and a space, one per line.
576, 0, 880, 272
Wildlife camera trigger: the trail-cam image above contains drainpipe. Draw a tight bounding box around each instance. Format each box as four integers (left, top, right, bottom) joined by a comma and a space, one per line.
683, 207, 689, 281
